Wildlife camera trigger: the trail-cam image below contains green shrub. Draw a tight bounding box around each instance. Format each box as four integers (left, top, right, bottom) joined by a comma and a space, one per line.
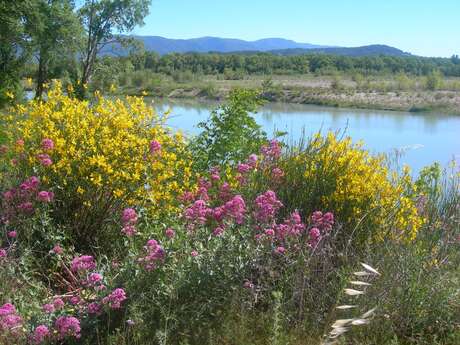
190, 88, 267, 170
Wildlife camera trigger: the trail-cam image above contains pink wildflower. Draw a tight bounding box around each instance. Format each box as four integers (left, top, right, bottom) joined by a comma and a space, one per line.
88, 272, 103, 285
274, 246, 286, 255
218, 182, 232, 201
0, 249, 6, 258
237, 163, 251, 174
121, 208, 137, 225
54, 316, 81, 339
165, 228, 175, 239
213, 226, 224, 236
254, 190, 283, 223
272, 167, 284, 179
138, 239, 165, 271
87, 302, 102, 315
70, 255, 96, 272
264, 228, 275, 237
37, 191, 54, 203
52, 245, 63, 255
309, 227, 322, 247
223, 195, 246, 224
18, 202, 34, 214
191, 250, 199, 257
7, 231, 17, 238
149, 140, 161, 154
184, 199, 210, 225
69, 296, 80, 305
121, 225, 136, 237
3, 189, 16, 200
20, 176, 40, 192
0, 303, 22, 336
260, 139, 281, 159
210, 166, 220, 181
41, 138, 54, 151
102, 288, 127, 309
247, 154, 258, 168
53, 298, 64, 310
37, 153, 52, 166
42, 303, 55, 314
309, 227, 321, 240
32, 325, 50, 344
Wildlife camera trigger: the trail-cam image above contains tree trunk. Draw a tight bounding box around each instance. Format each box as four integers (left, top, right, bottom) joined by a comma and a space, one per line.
35, 50, 47, 100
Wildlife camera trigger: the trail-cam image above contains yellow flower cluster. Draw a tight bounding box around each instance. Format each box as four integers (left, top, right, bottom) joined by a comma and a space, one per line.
4, 83, 193, 217
298, 132, 422, 242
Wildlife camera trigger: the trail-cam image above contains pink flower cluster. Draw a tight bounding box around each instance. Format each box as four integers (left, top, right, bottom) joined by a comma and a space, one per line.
149, 140, 161, 154
71, 255, 96, 272
308, 211, 335, 247
0, 303, 22, 337
184, 194, 246, 234
235, 155, 258, 185
260, 139, 282, 160
210, 166, 220, 181
87, 302, 102, 315
20, 176, 40, 192
32, 138, 55, 166
165, 227, 175, 238
1, 176, 55, 225
254, 190, 283, 223
121, 208, 138, 237
184, 200, 208, 225
37, 190, 54, 203
101, 288, 127, 309
41, 138, 54, 151
37, 153, 52, 166
42, 298, 65, 314
54, 316, 81, 339
275, 210, 306, 239
138, 239, 165, 271
31, 325, 50, 344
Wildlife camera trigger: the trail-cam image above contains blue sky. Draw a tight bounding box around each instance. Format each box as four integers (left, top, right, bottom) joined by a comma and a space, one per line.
131, 0, 459, 57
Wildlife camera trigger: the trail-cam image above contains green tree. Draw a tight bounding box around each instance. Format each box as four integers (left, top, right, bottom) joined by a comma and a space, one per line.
190, 88, 267, 171
77, 0, 150, 98
425, 70, 443, 91
33, 0, 82, 99
0, 0, 37, 106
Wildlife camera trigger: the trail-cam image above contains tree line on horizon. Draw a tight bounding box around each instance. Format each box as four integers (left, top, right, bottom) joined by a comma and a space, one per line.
101, 50, 460, 77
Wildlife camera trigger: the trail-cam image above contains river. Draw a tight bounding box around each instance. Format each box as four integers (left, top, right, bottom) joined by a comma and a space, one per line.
149, 98, 460, 174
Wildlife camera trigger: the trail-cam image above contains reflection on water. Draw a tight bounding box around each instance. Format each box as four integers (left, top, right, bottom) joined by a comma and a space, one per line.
153, 98, 460, 173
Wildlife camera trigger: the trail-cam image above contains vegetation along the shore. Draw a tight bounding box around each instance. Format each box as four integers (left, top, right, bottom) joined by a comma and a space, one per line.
1, 84, 459, 345
60, 53, 460, 114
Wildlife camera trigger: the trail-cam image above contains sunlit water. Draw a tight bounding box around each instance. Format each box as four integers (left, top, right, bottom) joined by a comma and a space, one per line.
148, 98, 460, 174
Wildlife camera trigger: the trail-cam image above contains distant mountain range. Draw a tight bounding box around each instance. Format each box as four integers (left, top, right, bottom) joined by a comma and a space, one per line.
270, 45, 412, 57
101, 36, 412, 57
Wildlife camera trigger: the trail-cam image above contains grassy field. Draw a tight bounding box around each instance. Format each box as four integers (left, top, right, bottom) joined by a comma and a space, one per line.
111, 73, 460, 114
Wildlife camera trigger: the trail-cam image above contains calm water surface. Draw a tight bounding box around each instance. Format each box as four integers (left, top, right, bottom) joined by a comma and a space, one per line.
147, 98, 460, 173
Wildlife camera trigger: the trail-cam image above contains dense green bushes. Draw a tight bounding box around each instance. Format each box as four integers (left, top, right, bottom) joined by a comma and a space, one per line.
0, 91, 459, 344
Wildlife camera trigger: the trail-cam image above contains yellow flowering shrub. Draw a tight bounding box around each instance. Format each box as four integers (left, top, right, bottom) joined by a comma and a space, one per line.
279, 132, 423, 243
3, 83, 193, 243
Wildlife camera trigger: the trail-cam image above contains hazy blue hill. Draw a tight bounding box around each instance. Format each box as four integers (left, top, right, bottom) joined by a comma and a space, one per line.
270, 44, 412, 57
101, 36, 329, 55
100, 36, 411, 57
